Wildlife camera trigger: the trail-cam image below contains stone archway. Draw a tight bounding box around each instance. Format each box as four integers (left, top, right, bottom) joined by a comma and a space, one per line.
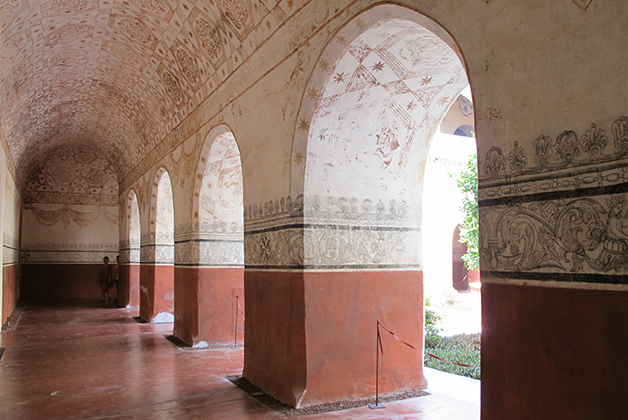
244, 4, 472, 408
140, 168, 175, 323
120, 189, 141, 307
173, 125, 244, 347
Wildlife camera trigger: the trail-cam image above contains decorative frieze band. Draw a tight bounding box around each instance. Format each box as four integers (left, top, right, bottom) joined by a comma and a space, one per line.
21, 246, 119, 264
478, 117, 628, 286
479, 117, 628, 198
140, 244, 174, 265
3, 243, 18, 266
480, 191, 628, 281
118, 246, 140, 264
244, 195, 420, 270
175, 234, 244, 267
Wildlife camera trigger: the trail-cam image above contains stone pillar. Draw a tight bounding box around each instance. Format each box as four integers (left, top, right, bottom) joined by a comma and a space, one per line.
243, 196, 426, 407
139, 235, 174, 322
173, 227, 244, 347
119, 239, 140, 307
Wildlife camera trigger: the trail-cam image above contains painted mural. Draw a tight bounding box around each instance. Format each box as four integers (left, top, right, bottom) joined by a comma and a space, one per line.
246, 16, 467, 269
0, 0, 295, 183
175, 131, 244, 267
21, 148, 119, 264
479, 116, 628, 282
144, 169, 174, 265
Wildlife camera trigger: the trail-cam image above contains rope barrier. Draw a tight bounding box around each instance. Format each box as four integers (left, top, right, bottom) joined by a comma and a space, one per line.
378, 322, 480, 369
236, 296, 245, 320
232, 296, 245, 348
425, 352, 480, 369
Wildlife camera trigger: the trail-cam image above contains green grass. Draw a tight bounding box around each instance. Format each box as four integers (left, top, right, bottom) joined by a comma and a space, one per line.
424, 333, 481, 380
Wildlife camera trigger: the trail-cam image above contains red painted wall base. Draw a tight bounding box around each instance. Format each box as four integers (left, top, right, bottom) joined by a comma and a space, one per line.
482, 282, 628, 419
139, 264, 174, 322
173, 266, 244, 347
118, 264, 140, 308
243, 270, 426, 408
21, 264, 103, 300
2, 264, 18, 324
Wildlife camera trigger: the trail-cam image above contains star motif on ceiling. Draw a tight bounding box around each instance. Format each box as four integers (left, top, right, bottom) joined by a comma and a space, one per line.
407, 101, 417, 111
333, 72, 346, 84
337, 35, 347, 47
371, 61, 385, 72
355, 18, 366, 29
298, 119, 310, 130
319, 59, 330, 72
437, 96, 450, 106
287, 0, 294, 9
421, 76, 433, 86
306, 87, 319, 100
293, 152, 305, 164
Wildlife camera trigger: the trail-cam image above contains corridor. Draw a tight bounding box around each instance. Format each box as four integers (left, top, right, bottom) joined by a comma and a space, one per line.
0, 301, 479, 420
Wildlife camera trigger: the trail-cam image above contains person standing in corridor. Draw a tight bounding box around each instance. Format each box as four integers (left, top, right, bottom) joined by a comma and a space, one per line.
97, 256, 114, 303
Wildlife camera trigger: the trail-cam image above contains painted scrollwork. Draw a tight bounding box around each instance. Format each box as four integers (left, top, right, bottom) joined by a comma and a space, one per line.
244, 194, 419, 268
481, 194, 628, 275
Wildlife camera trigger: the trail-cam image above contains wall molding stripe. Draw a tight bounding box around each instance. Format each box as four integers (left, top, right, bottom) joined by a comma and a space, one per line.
479, 181, 628, 207
481, 275, 628, 292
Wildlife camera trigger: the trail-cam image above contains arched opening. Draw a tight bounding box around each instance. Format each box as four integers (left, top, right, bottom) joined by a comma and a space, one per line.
139, 168, 175, 323
121, 189, 141, 308
422, 86, 481, 387
243, 4, 474, 408
174, 126, 244, 347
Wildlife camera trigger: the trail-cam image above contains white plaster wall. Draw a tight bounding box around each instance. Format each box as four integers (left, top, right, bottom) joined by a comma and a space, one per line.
21, 204, 119, 263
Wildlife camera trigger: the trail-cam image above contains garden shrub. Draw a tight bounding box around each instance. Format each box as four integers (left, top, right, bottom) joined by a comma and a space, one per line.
424, 333, 481, 379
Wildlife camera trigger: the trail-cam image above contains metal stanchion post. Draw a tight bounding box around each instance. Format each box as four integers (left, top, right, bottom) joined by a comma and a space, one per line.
231, 296, 239, 349
369, 320, 385, 409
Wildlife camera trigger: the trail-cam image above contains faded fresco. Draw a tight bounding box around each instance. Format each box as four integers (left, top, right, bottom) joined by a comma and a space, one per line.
176, 131, 244, 267
479, 117, 628, 282
246, 14, 467, 269
0, 0, 294, 183
21, 148, 119, 264
120, 190, 141, 264
144, 169, 174, 265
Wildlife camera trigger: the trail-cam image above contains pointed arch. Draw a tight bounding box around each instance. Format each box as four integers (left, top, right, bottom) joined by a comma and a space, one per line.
190, 124, 244, 267
139, 167, 175, 323
244, 4, 475, 407
173, 125, 244, 346
126, 189, 141, 264
150, 167, 174, 265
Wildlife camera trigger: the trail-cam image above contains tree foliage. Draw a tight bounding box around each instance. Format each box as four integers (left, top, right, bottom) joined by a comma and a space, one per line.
453, 153, 479, 270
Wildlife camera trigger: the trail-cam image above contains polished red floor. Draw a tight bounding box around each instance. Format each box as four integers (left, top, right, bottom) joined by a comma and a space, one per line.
0, 300, 479, 419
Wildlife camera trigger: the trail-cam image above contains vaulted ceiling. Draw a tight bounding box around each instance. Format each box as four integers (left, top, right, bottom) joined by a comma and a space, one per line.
0, 0, 282, 186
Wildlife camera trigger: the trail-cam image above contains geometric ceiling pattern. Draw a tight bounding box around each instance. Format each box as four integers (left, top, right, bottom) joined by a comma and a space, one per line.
0, 0, 288, 184
23, 146, 118, 205
307, 19, 467, 200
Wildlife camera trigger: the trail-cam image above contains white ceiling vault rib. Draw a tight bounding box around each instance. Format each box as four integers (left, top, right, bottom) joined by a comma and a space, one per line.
0, 0, 278, 187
